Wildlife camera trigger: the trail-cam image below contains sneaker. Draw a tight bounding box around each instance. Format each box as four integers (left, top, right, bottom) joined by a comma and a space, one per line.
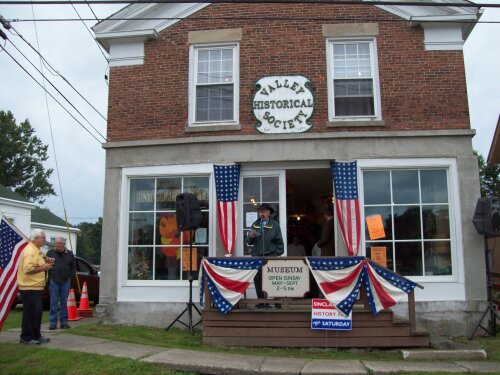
274, 303, 282, 309
256, 303, 271, 309
20, 339, 41, 345
60, 324, 70, 329
49, 325, 57, 330
36, 336, 51, 344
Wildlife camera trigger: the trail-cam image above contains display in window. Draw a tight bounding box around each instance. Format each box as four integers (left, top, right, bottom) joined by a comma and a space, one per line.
129, 179, 154, 211
365, 214, 385, 240
370, 246, 387, 268
128, 247, 153, 280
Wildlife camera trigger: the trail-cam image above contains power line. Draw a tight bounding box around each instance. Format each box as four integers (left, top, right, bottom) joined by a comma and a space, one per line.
1, 45, 104, 144
2, 16, 108, 122
6, 39, 107, 141
5, 16, 500, 24
84, 0, 100, 20
0, 0, 498, 8
68, 1, 109, 62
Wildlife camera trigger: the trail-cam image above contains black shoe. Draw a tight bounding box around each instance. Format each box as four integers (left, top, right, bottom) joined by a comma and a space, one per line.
60, 324, 70, 329
49, 325, 57, 330
36, 336, 50, 344
256, 303, 271, 309
274, 303, 282, 309
20, 339, 41, 345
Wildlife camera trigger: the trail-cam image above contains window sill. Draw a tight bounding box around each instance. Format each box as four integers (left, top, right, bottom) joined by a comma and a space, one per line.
327, 120, 385, 128
185, 123, 241, 133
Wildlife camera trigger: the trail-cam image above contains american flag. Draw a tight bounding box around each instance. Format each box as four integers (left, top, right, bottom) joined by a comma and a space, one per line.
0, 218, 29, 330
199, 257, 263, 314
332, 161, 361, 256
214, 165, 240, 255
307, 257, 417, 317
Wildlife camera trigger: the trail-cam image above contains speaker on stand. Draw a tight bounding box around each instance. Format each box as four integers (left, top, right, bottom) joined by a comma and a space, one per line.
165, 193, 203, 334
469, 197, 500, 339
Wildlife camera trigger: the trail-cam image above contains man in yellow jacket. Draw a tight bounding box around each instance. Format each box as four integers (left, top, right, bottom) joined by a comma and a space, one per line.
17, 229, 54, 345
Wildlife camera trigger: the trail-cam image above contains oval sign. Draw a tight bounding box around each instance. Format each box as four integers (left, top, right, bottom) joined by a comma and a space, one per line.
253, 75, 314, 134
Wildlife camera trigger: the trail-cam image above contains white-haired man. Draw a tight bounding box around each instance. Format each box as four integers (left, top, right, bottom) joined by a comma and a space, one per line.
17, 229, 54, 345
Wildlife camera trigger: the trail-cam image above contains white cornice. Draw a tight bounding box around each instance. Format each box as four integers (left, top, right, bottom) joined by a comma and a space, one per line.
31, 222, 80, 233
0, 197, 36, 210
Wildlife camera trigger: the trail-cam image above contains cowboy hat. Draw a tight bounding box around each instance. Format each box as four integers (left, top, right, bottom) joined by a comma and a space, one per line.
257, 203, 275, 214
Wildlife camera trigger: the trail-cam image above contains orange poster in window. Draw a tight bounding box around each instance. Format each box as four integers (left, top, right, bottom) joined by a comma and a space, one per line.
366, 214, 386, 240
182, 248, 198, 272
370, 247, 387, 268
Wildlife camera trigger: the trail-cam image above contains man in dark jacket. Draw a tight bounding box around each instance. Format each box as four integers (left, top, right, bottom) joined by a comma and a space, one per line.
46, 237, 76, 330
247, 203, 284, 303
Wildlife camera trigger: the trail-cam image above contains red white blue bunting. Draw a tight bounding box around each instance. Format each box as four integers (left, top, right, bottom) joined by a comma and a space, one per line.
307, 257, 417, 317
199, 257, 264, 314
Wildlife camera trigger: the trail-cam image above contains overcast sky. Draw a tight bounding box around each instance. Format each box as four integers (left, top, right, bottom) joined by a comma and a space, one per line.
0, 1, 499, 226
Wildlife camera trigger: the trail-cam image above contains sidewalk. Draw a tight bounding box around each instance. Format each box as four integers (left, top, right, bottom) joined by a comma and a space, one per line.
1, 319, 499, 375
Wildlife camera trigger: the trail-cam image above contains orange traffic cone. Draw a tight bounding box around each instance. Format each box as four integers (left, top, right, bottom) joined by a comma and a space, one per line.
67, 289, 82, 321
77, 282, 93, 317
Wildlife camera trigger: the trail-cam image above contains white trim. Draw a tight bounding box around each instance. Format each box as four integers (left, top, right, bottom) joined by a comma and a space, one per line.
326, 37, 382, 122
31, 222, 80, 233
188, 42, 240, 127
118, 163, 214, 303
236, 168, 287, 258
0, 197, 36, 210
357, 158, 465, 302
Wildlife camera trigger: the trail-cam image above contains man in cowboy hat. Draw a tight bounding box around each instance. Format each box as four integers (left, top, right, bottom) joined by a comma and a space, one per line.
247, 203, 284, 304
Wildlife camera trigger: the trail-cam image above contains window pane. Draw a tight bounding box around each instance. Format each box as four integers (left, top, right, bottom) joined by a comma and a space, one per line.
395, 242, 422, 276
366, 242, 394, 271
262, 176, 279, 202
195, 85, 234, 122
394, 206, 421, 240
129, 179, 155, 211
392, 170, 419, 204
183, 176, 210, 202
128, 247, 153, 280
181, 245, 208, 281
129, 213, 155, 245
334, 96, 374, 116
423, 205, 450, 239
363, 171, 391, 204
156, 178, 181, 210
198, 50, 209, 61
364, 206, 392, 240
421, 170, 448, 203
243, 177, 260, 203
155, 247, 179, 280
424, 241, 451, 275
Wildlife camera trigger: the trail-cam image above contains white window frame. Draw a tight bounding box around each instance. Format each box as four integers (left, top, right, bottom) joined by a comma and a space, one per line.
326, 37, 382, 122
117, 164, 214, 303
358, 159, 464, 292
188, 42, 240, 126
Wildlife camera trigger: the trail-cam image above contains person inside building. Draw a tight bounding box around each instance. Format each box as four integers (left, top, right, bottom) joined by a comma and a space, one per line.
287, 235, 306, 257
317, 205, 335, 257
247, 203, 284, 308
46, 237, 76, 330
17, 229, 53, 345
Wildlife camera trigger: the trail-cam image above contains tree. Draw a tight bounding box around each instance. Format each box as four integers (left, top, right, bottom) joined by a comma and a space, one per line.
77, 218, 102, 265
475, 150, 500, 197
0, 110, 55, 203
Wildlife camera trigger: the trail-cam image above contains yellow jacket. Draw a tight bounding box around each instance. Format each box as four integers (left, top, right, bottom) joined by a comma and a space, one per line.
17, 242, 47, 290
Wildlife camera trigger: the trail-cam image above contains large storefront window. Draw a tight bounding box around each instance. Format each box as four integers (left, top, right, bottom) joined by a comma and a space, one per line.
363, 169, 452, 277
127, 176, 210, 281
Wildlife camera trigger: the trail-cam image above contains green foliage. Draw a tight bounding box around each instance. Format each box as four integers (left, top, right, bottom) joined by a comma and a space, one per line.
76, 218, 102, 265
0, 110, 55, 203
475, 150, 500, 197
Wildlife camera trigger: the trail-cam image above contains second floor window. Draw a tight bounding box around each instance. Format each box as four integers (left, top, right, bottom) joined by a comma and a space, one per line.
189, 44, 239, 125
327, 39, 381, 120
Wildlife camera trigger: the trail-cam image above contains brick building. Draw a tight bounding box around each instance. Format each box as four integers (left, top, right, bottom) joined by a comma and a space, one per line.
94, 1, 486, 335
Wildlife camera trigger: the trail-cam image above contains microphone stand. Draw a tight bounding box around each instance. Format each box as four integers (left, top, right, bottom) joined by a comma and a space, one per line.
165, 228, 201, 334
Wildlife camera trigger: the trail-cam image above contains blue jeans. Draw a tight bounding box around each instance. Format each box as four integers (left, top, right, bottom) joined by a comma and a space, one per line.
49, 279, 70, 326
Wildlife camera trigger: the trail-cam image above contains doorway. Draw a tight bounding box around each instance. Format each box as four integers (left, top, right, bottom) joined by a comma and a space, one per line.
286, 168, 332, 256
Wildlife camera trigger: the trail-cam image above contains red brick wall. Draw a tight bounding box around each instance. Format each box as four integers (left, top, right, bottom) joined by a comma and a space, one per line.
107, 4, 470, 142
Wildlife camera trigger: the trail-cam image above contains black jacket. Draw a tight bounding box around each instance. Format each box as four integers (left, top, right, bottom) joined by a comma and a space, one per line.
46, 249, 76, 285
247, 218, 284, 257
